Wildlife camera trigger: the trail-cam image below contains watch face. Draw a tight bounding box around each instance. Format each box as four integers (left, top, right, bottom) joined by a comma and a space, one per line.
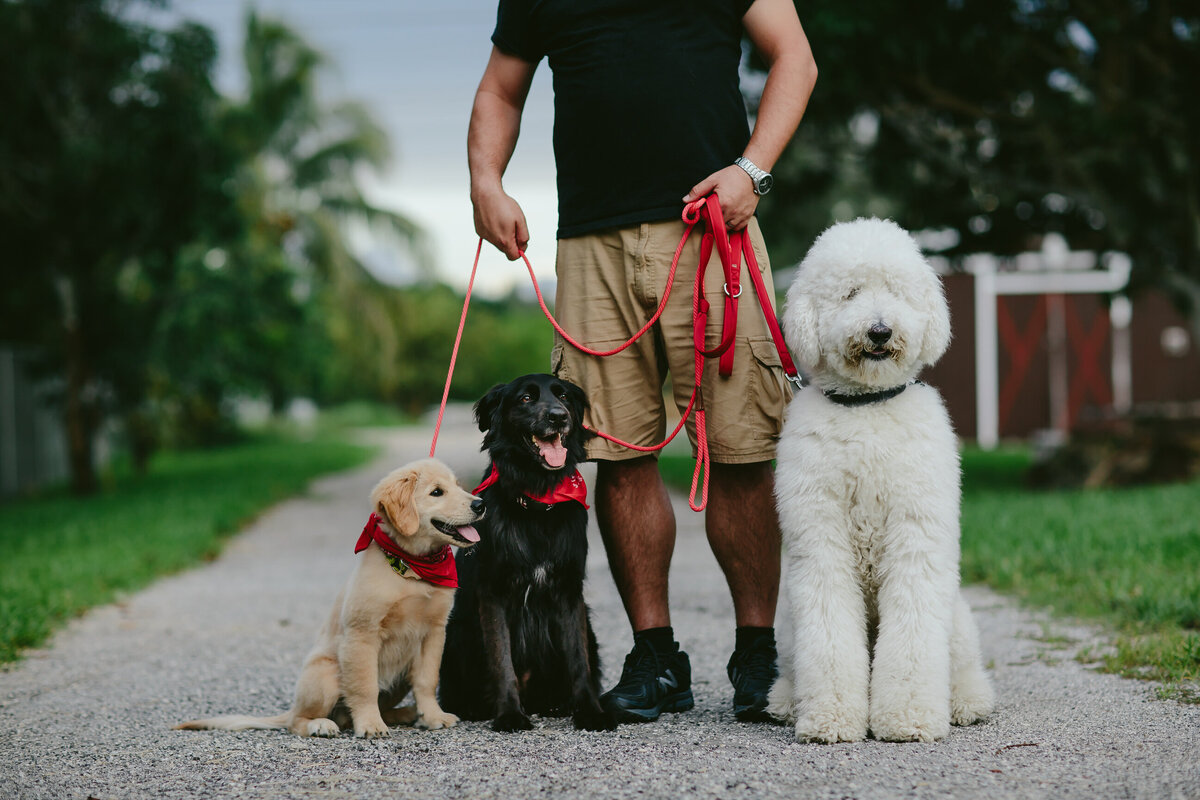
757, 174, 774, 195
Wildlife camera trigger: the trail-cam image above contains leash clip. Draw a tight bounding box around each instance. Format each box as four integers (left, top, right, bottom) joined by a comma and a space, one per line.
786, 372, 804, 391
723, 282, 742, 298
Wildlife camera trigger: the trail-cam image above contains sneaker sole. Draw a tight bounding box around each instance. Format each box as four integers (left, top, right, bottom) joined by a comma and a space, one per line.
605, 690, 695, 723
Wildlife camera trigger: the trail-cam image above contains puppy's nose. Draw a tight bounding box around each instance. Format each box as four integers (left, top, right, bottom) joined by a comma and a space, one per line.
867, 323, 892, 345
470, 498, 485, 515
547, 407, 569, 426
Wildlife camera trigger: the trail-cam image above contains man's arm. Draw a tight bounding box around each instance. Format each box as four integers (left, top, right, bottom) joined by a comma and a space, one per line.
683, 0, 818, 231
468, 46, 538, 260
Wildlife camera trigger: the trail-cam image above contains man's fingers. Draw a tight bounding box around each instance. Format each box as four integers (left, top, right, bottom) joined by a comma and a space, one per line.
683, 177, 718, 203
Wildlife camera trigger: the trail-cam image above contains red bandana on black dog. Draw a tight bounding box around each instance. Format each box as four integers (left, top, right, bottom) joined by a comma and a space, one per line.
473, 464, 590, 509
354, 513, 458, 588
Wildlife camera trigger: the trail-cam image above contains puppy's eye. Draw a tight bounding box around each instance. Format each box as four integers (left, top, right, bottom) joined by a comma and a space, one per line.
430, 487, 444, 497
845, 287, 860, 300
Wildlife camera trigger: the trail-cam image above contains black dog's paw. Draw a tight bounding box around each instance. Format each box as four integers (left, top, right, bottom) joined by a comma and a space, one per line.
573, 706, 619, 732
492, 710, 534, 732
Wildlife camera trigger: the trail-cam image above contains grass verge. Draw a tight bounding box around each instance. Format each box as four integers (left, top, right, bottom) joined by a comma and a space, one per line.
0, 434, 374, 665
659, 448, 1200, 702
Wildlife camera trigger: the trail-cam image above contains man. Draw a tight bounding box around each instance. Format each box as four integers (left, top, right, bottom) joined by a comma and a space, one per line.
468, 0, 817, 722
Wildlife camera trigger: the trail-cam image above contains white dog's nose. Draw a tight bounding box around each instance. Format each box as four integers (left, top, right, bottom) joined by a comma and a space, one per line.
867, 324, 892, 345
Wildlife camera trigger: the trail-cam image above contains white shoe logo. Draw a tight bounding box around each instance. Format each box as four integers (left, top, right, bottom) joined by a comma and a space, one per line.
658, 670, 678, 691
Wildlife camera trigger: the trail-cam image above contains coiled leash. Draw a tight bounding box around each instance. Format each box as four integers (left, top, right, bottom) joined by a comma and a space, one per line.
430, 195, 800, 512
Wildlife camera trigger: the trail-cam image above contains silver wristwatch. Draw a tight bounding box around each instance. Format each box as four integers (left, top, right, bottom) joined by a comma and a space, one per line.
734, 156, 774, 196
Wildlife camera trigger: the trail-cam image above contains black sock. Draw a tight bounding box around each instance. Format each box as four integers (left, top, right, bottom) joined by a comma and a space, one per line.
634, 626, 676, 653
735, 626, 774, 651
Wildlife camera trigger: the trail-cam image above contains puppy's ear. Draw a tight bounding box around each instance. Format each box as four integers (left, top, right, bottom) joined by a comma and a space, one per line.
561, 379, 594, 439
474, 383, 507, 433
376, 472, 419, 536
918, 272, 952, 366
783, 277, 821, 370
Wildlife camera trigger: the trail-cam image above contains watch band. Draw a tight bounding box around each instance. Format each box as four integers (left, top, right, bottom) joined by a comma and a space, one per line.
734, 156, 772, 196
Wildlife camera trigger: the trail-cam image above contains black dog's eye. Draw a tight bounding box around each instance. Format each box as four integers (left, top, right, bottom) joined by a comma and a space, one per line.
430, 487, 444, 497
846, 287, 860, 300
519, 393, 533, 403
552, 386, 566, 399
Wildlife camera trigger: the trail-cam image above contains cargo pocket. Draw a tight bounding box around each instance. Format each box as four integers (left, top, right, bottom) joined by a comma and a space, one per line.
748, 337, 791, 439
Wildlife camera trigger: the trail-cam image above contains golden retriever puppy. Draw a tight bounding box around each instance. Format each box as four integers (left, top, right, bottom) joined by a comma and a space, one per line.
176, 458, 484, 738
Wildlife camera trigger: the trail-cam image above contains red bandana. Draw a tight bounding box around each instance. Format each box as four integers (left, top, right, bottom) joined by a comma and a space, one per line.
472, 464, 590, 509
354, 513, 458, 588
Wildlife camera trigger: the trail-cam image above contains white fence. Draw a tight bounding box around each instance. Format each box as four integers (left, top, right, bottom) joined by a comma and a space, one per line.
0, 348, 68, 497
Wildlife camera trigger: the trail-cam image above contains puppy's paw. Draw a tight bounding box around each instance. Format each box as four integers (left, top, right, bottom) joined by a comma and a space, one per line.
573, 706, 618, 732
353, 716, 391, 739
305, 718, 340, 738
491, 710, 533, 732
869, 705, 950, 743
416, 711, 459, 731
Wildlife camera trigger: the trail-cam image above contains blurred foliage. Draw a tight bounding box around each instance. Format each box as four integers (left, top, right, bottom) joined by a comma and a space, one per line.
757, 0, 1199, 314
0, 1, 507, 494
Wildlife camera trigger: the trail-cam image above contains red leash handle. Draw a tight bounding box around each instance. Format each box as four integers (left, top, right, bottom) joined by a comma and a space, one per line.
430, 195, 799, 511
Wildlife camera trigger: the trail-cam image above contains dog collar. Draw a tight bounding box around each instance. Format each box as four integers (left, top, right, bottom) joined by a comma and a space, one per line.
473, 464, 590, 510
822, 380, 923, 407
354, 513, 458, 588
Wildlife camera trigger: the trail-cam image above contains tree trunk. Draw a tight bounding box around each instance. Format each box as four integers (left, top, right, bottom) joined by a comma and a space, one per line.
56, 273, 98, 495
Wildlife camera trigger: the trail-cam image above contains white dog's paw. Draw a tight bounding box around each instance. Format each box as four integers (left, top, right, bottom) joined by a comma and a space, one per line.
353, 715, 391, 739
416, 710, 459, 731
793, 706, 868, 744
951, 677, 995, 726
305, 718, 340, 738
869, 705, 951, 743
765, 676, 796, 724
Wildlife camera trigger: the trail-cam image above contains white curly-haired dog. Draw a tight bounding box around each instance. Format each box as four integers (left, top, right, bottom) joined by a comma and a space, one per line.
766, 217, 994, 743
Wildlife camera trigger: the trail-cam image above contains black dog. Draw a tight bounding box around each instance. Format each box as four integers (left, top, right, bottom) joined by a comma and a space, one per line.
439, 374, 617, 732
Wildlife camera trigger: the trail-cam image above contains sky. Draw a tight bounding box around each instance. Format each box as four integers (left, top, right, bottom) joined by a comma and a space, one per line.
176, 0, 560, 297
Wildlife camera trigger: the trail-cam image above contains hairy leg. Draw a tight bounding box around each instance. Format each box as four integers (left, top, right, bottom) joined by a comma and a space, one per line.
595, 456, 676, 631
705, 461, 780, 627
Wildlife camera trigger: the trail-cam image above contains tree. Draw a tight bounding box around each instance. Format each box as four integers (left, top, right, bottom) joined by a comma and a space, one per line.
757, 0, 1199, 320
0, 0, 238, 493
217, 12, 433, 410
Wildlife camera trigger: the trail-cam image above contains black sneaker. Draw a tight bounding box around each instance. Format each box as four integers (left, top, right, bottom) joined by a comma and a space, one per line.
600, 638, 694, 723
727, 632, 778, 721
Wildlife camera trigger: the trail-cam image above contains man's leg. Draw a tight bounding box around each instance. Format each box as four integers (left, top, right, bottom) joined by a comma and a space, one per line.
704, 460, 781, 627
706, 459, 783, 721
595, 455, 695, 722
594, 456, 675, 631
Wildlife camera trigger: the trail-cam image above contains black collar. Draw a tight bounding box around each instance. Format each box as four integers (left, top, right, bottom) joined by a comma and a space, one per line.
822, 380, 921, 407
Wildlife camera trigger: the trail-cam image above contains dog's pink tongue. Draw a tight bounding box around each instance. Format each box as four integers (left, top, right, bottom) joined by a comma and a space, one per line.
456, 525, 480, 543
539, 435, 568, 468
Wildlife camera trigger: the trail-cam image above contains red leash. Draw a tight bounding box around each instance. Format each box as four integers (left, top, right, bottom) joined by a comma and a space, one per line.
429, 196, 799, 511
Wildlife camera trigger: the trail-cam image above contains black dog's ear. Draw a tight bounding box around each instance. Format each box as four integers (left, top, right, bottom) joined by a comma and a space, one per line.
561, 379, 595, 439
474, 383, 508, 433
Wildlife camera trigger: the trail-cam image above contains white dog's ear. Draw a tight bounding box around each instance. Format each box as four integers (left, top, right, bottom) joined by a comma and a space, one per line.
376, 472, 419, 536
919, 273, 952, 365
783, 284, 821, 370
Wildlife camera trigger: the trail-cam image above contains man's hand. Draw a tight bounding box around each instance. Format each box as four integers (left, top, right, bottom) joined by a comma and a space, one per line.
683, 165, 759, 231
472, 185, 529, 261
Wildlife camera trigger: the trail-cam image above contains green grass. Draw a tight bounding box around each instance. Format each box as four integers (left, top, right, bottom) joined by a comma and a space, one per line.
659, 448, 1200, 702
0, 434, 374, 664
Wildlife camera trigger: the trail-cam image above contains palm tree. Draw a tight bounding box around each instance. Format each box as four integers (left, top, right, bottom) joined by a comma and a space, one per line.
223, 11, 432, 405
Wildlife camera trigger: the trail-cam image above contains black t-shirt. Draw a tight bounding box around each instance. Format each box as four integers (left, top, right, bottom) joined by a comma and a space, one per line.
492, 0, 754, 238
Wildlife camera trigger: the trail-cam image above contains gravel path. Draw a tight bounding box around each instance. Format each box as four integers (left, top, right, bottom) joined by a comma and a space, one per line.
1, 415, 1198, 800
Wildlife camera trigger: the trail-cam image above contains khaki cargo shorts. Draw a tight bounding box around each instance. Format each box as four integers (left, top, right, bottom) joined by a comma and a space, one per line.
551, 217, 792, 464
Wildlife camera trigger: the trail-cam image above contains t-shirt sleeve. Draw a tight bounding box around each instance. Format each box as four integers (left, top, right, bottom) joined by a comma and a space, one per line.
737, 0, 758, 18
491, 0, 543, 63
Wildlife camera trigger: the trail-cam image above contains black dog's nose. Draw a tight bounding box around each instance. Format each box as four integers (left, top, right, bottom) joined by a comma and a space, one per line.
867, 323, 892, 345
547, 407, 569, 425
471, 499, 485, 515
